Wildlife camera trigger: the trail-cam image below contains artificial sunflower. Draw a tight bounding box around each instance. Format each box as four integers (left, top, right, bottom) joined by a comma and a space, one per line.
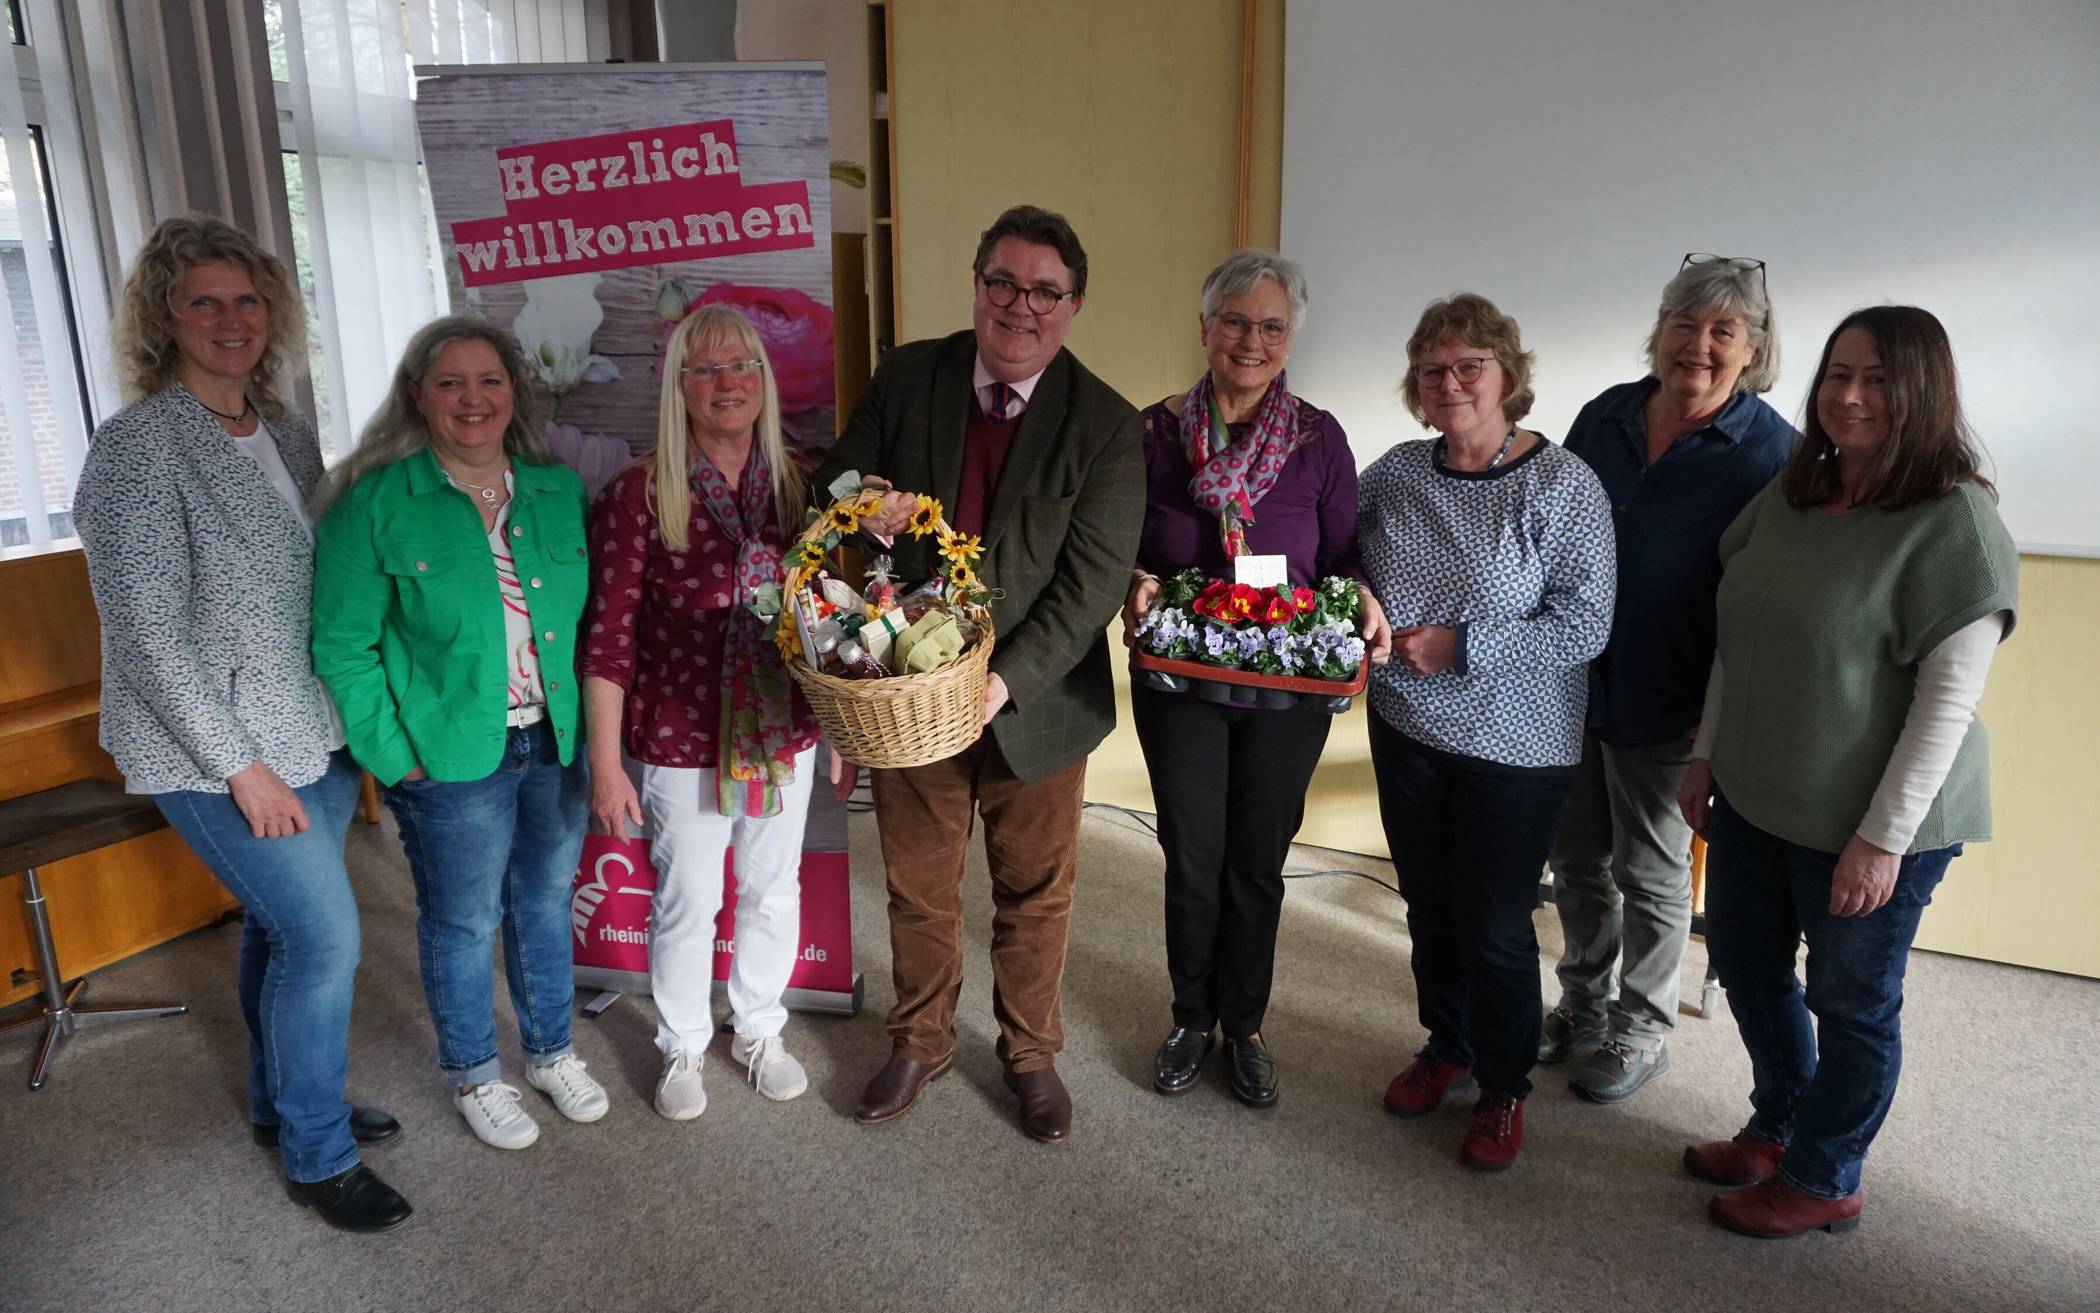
794, 540, 828, 569
937, 529, 983, 565
851, 489, 888, 518
905, 495, 942, 538
945, 561, 979, 593
823, 502, 860, 535
773, 619, 803, 663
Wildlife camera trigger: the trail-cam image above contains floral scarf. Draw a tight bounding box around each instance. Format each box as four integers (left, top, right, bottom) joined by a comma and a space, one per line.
1179, 370, 1310, 558
690, 446, 796, 817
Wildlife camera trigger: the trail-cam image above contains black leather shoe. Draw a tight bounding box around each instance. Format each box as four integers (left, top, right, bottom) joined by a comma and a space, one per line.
1225, 1034, 1279, 1108
1153, 1026, 1215, 1095
285, 1164, 413, 1234
253, 1106, 401, 1150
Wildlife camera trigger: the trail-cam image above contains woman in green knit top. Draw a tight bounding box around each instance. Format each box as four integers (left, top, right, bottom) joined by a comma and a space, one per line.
1676, 306, 2018, 1240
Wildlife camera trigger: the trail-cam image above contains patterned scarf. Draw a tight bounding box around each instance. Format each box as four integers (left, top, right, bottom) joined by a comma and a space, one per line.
690, 445, 795, 817
1179, 370, 1309, 558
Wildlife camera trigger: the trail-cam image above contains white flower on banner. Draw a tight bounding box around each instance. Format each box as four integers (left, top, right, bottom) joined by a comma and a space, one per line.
515, 273, 620, 400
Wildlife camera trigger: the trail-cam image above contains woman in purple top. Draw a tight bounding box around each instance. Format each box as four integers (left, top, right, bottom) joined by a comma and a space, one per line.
1123, 249, 1392, 1109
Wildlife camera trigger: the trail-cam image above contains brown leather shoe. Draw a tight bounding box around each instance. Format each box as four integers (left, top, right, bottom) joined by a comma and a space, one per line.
1708, 1177, 1863, 1238
1684, 1132, 1787, 1187
853, 1051, 953, 1124
1001, 1065, 1072, 1143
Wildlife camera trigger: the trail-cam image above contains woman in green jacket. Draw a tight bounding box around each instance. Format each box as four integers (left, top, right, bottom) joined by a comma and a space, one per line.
313, 316, 605, 1151
1677, 306, 2018, 1239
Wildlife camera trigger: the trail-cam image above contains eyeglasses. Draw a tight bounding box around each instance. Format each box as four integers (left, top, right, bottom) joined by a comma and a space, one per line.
1681, 253, 1767, 291
1212, 312, 1293, 346
981, 276, 1079, 315
679, 358, 763, 382
1412, 357, 1496, 388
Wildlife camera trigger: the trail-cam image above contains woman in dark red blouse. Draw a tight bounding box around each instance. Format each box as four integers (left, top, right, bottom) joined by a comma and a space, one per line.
581, 304, 840, 1121
1124, 250, 1390, 1110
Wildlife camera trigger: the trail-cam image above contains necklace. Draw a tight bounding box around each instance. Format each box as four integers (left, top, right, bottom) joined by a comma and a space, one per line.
442, 468, 507, 508
195, 393, 254, 423
1442, 427, 1518, 471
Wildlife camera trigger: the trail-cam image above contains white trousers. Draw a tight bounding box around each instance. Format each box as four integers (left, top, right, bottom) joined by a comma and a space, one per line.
631, 748, 816, 1053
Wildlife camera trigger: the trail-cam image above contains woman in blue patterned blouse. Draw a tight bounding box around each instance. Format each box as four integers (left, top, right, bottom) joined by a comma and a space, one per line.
1357, 292, 1616, 1171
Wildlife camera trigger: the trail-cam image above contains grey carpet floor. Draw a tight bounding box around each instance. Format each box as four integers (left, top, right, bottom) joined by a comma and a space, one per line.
1, 800, 2095, 1313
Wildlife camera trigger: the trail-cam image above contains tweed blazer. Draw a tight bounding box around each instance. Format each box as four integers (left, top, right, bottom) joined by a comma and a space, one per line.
818, 331, 1144, 781
73, 385, 339, 794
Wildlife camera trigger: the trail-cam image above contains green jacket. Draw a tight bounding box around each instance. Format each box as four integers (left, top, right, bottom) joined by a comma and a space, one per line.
312, 447, 590, 785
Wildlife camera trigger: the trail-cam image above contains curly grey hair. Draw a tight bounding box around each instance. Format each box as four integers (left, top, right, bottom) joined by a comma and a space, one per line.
1643, 259, 1779, 393
1199, 248, 1308, 331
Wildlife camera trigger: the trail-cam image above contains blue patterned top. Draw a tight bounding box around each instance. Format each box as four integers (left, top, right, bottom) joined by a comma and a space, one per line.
1357, 437, 1617, 768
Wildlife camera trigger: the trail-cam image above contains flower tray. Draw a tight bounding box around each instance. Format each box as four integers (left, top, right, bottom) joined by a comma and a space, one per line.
1129, 648, 1368, 712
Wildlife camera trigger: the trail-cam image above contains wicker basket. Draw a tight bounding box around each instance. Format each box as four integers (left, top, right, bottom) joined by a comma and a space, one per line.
781, 499, 995, 769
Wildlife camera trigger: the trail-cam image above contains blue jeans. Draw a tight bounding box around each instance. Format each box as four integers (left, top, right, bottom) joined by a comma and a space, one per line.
385, 722, 587, 1085
1704, 792, 1958, 1199
155, 750, 363, 1184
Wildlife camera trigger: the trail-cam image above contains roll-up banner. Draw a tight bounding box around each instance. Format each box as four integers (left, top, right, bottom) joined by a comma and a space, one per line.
414, 63, 859, 1014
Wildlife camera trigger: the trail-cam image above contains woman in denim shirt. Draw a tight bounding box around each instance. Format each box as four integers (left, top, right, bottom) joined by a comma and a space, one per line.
313, 317, 604, 1151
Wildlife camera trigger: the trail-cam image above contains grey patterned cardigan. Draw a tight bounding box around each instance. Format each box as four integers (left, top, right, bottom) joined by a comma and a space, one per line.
73, 385, 340, 794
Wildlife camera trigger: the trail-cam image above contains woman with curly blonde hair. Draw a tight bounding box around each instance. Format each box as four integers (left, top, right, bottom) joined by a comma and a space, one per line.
73, 216, 411, 1233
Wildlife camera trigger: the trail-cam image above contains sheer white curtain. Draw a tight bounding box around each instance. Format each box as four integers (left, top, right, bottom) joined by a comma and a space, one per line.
278, 0, 609, 456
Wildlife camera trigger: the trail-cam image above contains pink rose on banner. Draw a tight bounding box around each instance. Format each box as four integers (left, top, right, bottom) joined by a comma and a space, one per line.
661, 282, 834, 414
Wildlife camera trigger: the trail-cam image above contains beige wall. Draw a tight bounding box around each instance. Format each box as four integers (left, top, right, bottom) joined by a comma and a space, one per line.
886, 1, 2098, 979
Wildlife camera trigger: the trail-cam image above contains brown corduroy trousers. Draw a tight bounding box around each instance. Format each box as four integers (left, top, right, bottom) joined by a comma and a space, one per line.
869, 737, 1086, 1072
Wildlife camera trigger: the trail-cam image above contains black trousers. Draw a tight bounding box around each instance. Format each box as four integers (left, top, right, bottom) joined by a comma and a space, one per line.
1367, 711, 1574, 1098
1133, 684, 1333, 1038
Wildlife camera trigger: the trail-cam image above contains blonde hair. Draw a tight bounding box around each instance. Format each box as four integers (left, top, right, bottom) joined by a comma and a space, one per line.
112, 215, 306, 419
312, 315, 548, 515
650, 304, 806, 551
1401, 292, 1537, 425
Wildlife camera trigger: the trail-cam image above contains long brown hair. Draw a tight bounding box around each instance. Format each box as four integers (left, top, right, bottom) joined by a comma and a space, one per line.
311, 316, 549, 515
1779, 305, 1994, 511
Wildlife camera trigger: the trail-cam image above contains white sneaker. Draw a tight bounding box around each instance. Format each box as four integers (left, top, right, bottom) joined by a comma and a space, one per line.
655, 1050, 708, 1121
731, 1034, 809, 1102
525, 1053, 610, 1123
454, 1081, 539, 1150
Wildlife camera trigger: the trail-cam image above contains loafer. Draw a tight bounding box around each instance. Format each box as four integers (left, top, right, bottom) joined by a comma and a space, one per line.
1569, 1039, 1670, 1104
1153, 1026, 1215, 1095
854, 1051, 953, 1124
1537, 1005, 1606, 1065
285, 1164, 413, 1234
1224, 1034, 1278, 1109
1684, 1132, 1788, 1187
253, 1106, 401, 1150
1002, 1064, 1072, 1143
1708, 1178, 1863, 1239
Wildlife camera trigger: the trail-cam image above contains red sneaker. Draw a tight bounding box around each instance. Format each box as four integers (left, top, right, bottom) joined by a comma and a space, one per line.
1459, 1092, 1524, 1171
1382, 1053, 1472, 1118
1683, 1133, 1787, 1187
1708, 1178, 1863, 1238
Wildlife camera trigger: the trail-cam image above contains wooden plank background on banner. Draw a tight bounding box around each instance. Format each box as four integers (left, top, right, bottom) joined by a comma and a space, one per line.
414, 64, 837, 456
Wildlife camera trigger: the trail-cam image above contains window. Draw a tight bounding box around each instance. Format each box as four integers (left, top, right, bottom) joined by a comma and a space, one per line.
1, 1, 102, 548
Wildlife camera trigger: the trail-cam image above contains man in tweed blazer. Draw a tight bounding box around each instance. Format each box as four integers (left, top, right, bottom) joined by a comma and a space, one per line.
816, 205, 1143, 1142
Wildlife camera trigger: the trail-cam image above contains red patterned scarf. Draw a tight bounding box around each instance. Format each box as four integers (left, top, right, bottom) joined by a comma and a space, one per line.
1179, 371, 1309, 558
690, 446, 796, 817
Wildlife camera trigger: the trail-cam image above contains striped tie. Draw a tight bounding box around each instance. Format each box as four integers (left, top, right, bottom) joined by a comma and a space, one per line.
987, 382, 1021, 421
